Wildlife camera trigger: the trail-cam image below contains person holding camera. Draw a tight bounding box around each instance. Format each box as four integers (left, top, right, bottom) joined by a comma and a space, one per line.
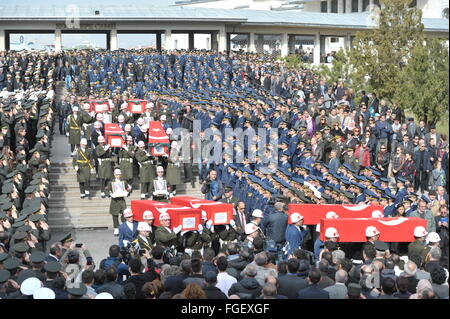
118, 208, 138, 248
201, 170, 224, 201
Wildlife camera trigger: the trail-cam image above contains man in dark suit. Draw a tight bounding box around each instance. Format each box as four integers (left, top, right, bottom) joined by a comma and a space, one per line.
233, 201, 248, 240
413, 142, 433, 193
262, 202, 288, 245
44, 243, 62, 263
297, 268, 330, 299
122, 257, 155, 299
399, 134, 414, 155
278, 258, 308, 299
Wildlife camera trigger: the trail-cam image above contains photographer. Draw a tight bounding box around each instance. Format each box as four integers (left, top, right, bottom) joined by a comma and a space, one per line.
99, 244, 130, 283
201, 170, 224, 201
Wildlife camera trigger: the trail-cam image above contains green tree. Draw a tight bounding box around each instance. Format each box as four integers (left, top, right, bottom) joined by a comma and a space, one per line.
317, 48, 352, 84
394, 38, 449, 125
349, 0, 424, 103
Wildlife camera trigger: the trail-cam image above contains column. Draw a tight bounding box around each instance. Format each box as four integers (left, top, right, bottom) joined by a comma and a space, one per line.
110, 29, 118, 51
338, 0, 344, 13
344, 33, 351, 50
327, 0, 332, 13
358, 0, 363, 12
0, 30, 5, 51
346, 0, 352, 13
313, 32, 321, 65
164, 29, 172, 51
249, 32, 255, 53
369, 0, 374, 10
281, 32, 289, 57
218, 29, 226, 52
55, 29, 62, 51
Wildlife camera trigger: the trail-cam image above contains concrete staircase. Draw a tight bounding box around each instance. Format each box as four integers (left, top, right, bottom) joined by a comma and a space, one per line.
48, 162, 204, 231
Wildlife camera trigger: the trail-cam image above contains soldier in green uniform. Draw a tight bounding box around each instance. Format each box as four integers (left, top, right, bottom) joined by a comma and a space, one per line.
66, 106, 84, 153
73, 138, 94, 199
343, 148, 359, 173
95, 136, 113, 198
142, 210, 158, 246
34, 132, 50, 161
242, 223, 259, 250
155, 212, 182, 248
166, 141, 182, 196
178, 212, 212, 254
408, 226, 431, 262
135, 140, 156, 199
106, 169, 131, 236
80, 103, 96, 148
119, 136, 136, 188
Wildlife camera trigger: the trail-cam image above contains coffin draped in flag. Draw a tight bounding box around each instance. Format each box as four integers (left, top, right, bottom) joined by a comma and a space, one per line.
288, 204, 385, 225
319, 217, 427, 242
88, 99, 109, 113
170, 196, 233, 225
148, 121, 170, 156
104, 123, 125, 147
128, 99, 147, 114
131, 200, 201, 231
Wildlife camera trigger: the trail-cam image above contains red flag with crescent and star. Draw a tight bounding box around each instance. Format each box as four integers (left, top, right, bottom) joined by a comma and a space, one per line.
148, 121, 170, 156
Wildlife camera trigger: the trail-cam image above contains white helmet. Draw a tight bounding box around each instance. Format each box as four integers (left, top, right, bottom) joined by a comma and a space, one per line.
138, 141, 145, 147
124, 124, 132, 132
171, 141, 178, 148
159, 212, 170, 221
114, 169, 121, 175
98, 136, 105, 143
72, 106, 79, 112
96, 113, 103, 120
95, 292, 114, 299
137, 118, 144, 125
143, 210, 154, 220
325, 211, 339, 219
252, 209, 264, 218
160, 115, 167, 121
414, 226, 428, 238
166, 127, 173, 135
118, 114, 125, 123
80, 138, 88, 145
245, 223, 258, 235
156, 166, 164, 172
371, 210, 384, 218
140, 125, 148, 132
325, 227, 340, 238
290, 213, 303, 224
137, 222, 151, 232
426, 232, 441, 244
365, 226, 380, 237
94, 121, 101, 128
123, 208, 133, 218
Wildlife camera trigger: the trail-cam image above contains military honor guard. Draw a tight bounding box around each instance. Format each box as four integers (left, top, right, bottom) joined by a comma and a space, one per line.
107, 169, 131, 236
95, 136, 113, 198
73, 138, 94, 199
135, 141, 156, 199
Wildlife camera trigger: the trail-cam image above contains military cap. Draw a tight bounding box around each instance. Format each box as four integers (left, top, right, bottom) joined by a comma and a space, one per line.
16, 269, 39, 285
29, 214, 45, 223
36, 131, 45, 139
352, 182, 366, 190
3, 257, 21, 270
30, 251, 46, 264
420, 195, 431, 204
1, 183, 14, 194
365, 189, 378, 198
0, 253, 9, 263
321, 193, 331, 201
0, 269, 10, 283
374, 240, 389, 252
379, 177, 389, 184
29, 179, 41, 186
44, 261, 62, 273
224, 186, 233, 192
12, 231, 28, 241
344, 191, 355, 200
1, 201, 13, 211
396, 177, 407, 184
354, 175, 367, 182
6, 171, 19, 179
24, 186, 37, 194
60, 233, 73, 244
67, 284, 87, 297
13, 242, 29, 254
17, 225, 32, 233
12, 221, 25, 229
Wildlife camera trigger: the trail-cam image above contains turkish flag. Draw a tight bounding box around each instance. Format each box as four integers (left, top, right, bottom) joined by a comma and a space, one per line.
170, 196, 233, 225
88, 99, 109, 113
131, 200, 201, 231
148, 121, 169, 156
128, 99, 147, 114
320, 217, 427, 242
104, 123, 124, 147
288, 204, 384, 225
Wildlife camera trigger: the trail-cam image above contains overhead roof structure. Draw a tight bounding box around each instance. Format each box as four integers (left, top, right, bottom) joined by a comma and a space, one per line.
0, 0, 448, 33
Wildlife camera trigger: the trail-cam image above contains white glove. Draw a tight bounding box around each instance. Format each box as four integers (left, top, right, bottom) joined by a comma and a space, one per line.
230, 220, 236, 229
206, 219, 213, 230
225, 225, 229, 231
169, 193, 174, 198
122, 240, 129, 247
74, 165, 79, 171
180, 230, 188, 236
105, 145, 110, 150
66, 132, 69, 137
173, 225, 182, 234
198, 224, 203, 233
152, 191, 157, 196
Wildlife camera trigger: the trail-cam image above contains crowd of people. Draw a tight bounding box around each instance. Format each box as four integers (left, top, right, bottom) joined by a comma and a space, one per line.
0, 48, 448, 299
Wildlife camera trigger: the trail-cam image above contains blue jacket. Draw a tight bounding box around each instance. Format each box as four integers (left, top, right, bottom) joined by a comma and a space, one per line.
118, 221, 138, 248
285, 224, 308, 256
